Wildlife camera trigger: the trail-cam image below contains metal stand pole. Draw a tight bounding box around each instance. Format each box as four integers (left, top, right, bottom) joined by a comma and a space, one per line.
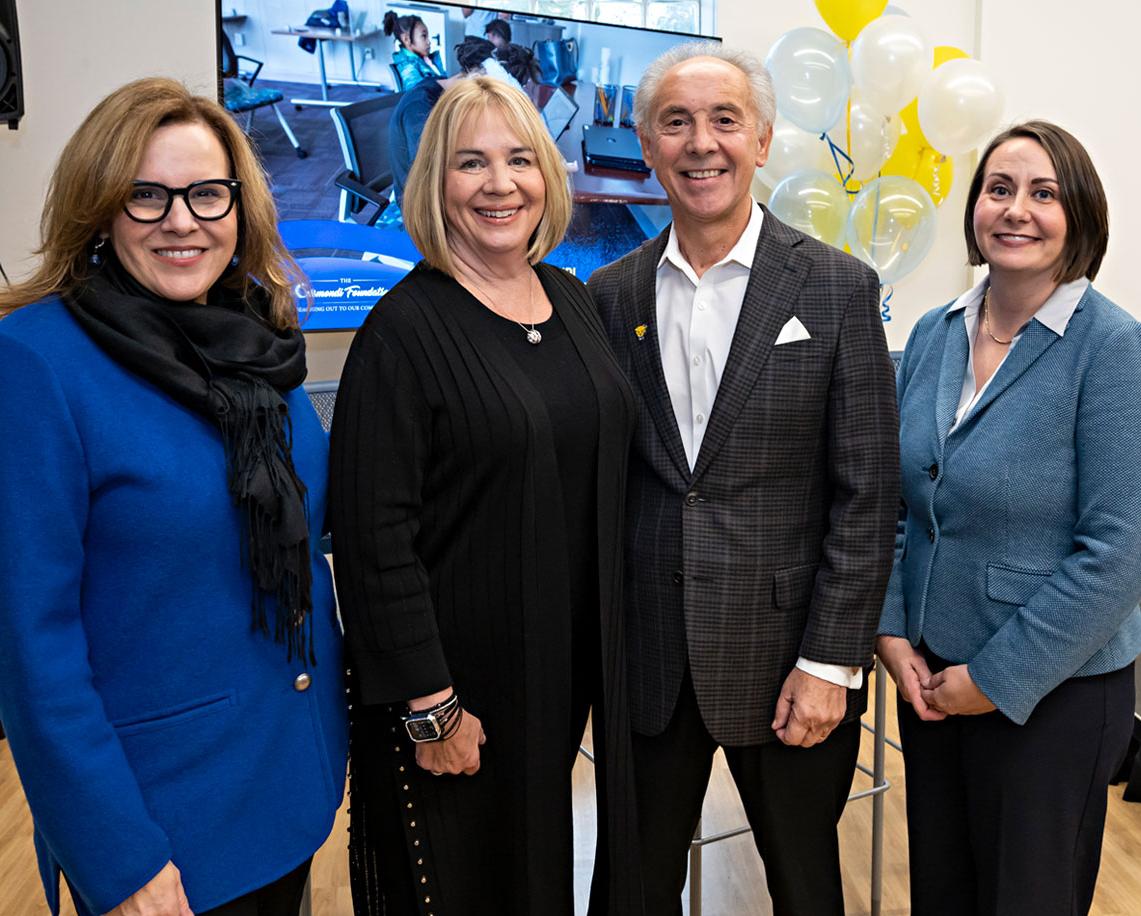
871, 660, 887, 916
689, 817, 702, 916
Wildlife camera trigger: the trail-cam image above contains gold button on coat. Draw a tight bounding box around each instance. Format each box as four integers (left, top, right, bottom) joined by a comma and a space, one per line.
293, 672, 312, 691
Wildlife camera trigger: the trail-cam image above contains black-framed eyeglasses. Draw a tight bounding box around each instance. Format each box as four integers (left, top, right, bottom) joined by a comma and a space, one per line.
124, 179, 242, 223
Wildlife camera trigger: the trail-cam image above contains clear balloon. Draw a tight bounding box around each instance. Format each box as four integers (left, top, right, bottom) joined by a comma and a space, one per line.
768, 170, 851, 250
880, 128, 953, 206
918, 58, 1004, 156
757, 115, 836, 187
829, 91, 901, 182
850, 15, 931, 116
813, 0, 887, 41
846, 175, 937, 284
765, 28, 852, 135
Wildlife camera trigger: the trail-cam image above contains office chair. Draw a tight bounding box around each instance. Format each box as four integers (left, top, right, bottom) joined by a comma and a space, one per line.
389, 62, 405, 92
329, 93, 402, 225
219, 31, 307, 159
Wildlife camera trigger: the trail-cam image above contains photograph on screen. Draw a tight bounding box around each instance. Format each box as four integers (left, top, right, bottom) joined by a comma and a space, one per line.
219, 1, 715, 331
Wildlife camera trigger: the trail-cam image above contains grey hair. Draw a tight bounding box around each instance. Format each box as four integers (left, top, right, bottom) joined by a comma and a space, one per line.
633, 41, 776, 135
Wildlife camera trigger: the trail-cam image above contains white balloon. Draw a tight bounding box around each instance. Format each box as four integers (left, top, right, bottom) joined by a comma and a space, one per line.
850, 15, 930, 116
757, 115, 836, 187
918, 58, 1004, 156
765, 27, 852, 135
828, 91, 901, 181
884, 4, 910, 14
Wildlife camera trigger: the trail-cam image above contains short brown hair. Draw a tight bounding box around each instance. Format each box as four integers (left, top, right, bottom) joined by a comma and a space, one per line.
964, 120, 1108, 283
0, 77, 303, 328
402, 77, 572, 277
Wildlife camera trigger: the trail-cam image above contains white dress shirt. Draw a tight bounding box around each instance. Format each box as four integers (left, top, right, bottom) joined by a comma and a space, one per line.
655, 203, 861, 690
948, 276, 1089, 429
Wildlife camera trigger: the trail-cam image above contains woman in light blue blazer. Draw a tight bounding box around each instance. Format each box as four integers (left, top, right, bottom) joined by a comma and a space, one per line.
878, 121, 1141, 916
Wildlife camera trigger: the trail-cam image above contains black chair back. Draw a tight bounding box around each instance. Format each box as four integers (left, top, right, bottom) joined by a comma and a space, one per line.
330, 93, 403, 222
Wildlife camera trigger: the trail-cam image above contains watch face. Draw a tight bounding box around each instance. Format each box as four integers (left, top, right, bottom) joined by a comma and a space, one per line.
405, 714, 442, 743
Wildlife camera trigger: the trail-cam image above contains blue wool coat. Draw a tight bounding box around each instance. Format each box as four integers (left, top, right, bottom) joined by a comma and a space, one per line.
0, 298, 348, 915
880, 285, 1141, 725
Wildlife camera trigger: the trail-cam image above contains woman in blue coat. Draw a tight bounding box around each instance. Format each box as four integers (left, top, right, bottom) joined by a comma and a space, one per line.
0, 78, 347, 916
878, 121, 1141, 915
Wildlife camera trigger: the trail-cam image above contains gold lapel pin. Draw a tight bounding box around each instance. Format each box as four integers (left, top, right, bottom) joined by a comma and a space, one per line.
634, 324, 647, 340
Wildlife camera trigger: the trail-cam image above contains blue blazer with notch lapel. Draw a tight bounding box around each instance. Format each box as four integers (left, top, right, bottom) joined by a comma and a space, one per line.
880, 284, 1141, 725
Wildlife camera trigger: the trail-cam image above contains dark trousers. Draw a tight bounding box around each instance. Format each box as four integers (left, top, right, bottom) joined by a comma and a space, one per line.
69, 859, 311, 916
198, 859, 312, 916
632, 669, 862, 916
899, 658, 1135, 916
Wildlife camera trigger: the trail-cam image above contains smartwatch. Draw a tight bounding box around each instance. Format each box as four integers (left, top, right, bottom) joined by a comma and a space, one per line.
403, 692, 461, 743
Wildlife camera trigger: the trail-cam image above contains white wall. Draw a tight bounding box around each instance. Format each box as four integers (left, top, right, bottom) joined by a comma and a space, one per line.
978, 0, 1139, 311
0, 0, 217, 283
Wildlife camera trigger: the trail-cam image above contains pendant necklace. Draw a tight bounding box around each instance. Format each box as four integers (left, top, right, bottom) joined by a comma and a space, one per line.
516, 272, 541, 345
464, 269, 542, 345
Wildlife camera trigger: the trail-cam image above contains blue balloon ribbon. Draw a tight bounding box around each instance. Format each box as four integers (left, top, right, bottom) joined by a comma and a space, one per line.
822, 132, 856, 193
880, 285, 894, 323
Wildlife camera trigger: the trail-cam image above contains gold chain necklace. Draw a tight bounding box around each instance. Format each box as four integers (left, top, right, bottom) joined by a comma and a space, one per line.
981, 289, 1013, 346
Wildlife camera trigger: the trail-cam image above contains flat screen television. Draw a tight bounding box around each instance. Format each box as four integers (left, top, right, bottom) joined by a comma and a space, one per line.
218, 1, 716, 331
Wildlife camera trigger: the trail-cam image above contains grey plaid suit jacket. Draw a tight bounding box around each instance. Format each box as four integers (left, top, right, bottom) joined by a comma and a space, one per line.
588, 207, 900, 746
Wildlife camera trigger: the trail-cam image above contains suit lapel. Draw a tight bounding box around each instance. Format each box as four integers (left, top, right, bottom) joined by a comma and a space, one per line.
952, 319, 1062, 436
690, 212, 807, 481
624, 231, 692, 482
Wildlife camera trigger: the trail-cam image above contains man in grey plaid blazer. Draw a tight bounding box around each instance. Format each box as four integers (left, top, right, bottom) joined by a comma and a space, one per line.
587, 43, 899, 914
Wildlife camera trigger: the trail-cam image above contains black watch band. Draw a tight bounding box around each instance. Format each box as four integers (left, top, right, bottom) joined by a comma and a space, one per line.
403, 692, 462, 743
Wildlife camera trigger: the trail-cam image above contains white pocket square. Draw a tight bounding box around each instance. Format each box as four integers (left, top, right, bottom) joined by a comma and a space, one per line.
774, 315, 811, 345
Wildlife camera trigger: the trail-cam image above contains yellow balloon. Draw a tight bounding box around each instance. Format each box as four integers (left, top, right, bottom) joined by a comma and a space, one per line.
814, 0, 887, 41
881, 129, 954, 206
900, 46, 970, 146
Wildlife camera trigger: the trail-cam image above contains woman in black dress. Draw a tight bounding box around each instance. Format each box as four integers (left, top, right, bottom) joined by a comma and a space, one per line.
329, 77, 642, 915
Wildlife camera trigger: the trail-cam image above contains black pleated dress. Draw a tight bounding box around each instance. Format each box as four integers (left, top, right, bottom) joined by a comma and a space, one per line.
329, 262, 642, 916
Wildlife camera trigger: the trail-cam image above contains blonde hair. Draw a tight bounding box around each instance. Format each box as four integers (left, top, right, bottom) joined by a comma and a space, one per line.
0, 77, 303, 329
402, 77, 572, 276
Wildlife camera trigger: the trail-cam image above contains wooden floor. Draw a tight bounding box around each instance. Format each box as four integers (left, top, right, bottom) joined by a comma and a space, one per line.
3, 670, 1140, 914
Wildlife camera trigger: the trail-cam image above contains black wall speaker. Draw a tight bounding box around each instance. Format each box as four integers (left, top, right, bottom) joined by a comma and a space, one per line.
0, 0, 24, 129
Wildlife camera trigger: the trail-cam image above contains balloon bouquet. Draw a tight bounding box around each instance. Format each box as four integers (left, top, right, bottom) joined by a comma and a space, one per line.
760, 1, 1003, 317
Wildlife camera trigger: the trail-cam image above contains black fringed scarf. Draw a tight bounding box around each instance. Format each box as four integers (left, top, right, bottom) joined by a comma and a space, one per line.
64, 253, 315, 662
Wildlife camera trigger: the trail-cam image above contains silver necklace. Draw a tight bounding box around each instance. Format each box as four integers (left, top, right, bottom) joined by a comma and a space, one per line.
516, 272, 541, 345
463, 269, 542, 345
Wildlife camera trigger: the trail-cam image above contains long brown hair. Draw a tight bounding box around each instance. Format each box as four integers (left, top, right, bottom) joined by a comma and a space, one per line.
0, 77, 303, 328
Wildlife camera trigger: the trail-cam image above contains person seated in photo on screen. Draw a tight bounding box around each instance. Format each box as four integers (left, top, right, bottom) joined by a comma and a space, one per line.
390, 37, 540, 208
384, 11, 444, 91
484, 18, 511, 50
461, 6, 509, 38
0, 77, 347, 916
878, 120, 1141, 916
